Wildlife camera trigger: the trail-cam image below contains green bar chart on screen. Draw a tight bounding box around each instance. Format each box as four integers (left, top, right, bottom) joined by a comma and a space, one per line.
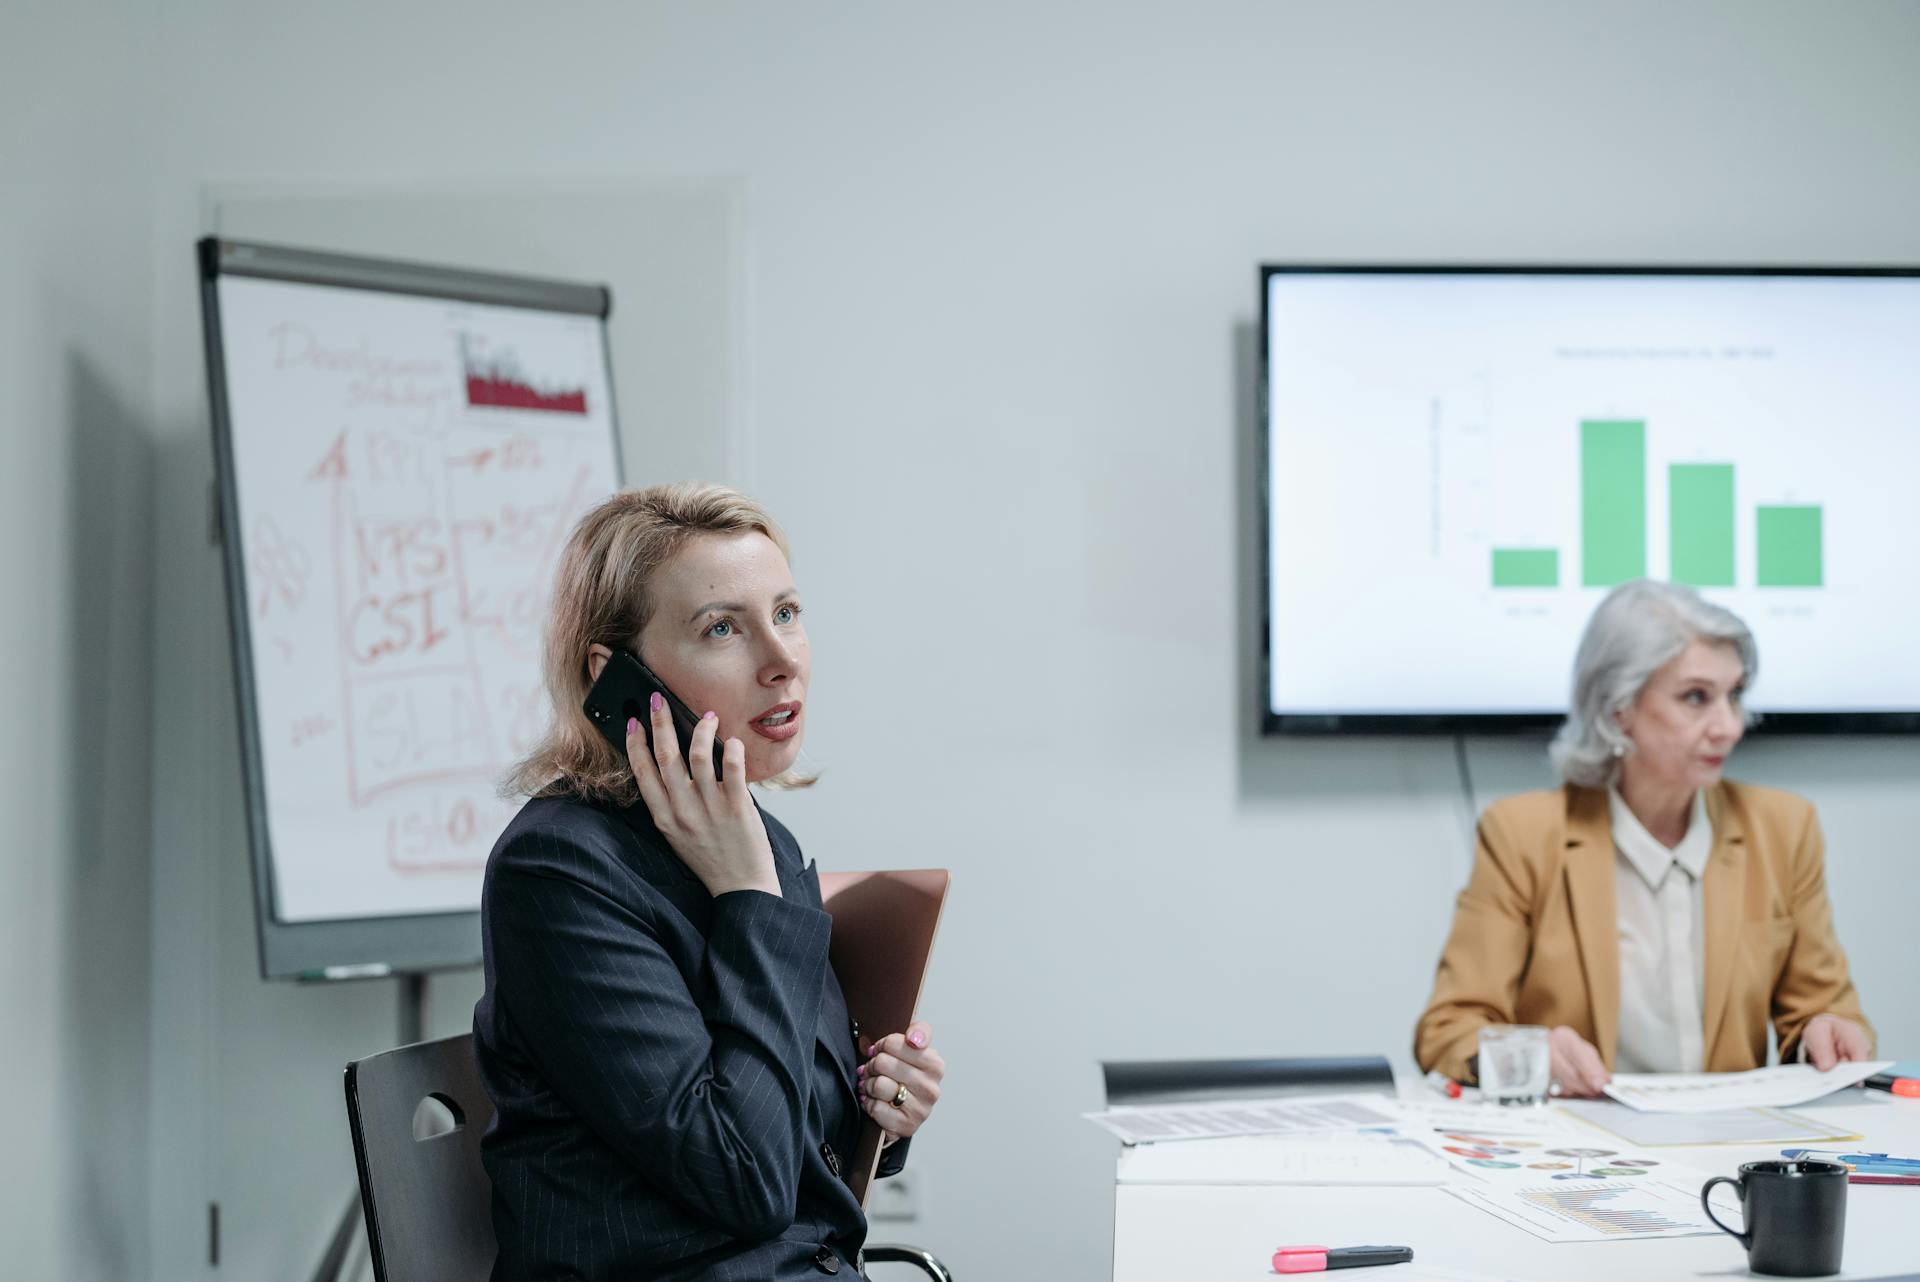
1581, 419, 1647, 587
1492, 548, 1559, 587
1487, 421, 1826, 592
1757, 505, 1823, 586
1669, 463, 1736, 587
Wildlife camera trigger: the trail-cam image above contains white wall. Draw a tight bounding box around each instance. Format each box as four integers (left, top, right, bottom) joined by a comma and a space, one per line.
0, 6, 159, 1277
10, 2, 1920, 1279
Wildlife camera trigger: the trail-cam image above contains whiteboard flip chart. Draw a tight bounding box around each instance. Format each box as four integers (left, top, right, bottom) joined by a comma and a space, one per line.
210, 259, 620, 929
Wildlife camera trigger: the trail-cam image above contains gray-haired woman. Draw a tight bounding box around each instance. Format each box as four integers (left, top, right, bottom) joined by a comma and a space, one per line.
1414, 580, 1874, 1097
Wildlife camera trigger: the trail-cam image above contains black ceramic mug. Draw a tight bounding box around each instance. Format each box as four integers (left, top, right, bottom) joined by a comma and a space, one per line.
1701, 1159, 1848, 1277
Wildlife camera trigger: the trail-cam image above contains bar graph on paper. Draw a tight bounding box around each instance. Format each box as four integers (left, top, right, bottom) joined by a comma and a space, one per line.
1517, 1184, 1698, 1236
1447, 1178, 1724, 1244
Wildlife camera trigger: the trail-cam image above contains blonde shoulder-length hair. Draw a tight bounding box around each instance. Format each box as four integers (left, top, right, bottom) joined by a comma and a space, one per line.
504, 481, 814, 804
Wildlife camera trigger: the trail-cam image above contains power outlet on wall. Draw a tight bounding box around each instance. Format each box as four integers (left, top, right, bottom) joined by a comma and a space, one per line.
867, 1170, 920, 1221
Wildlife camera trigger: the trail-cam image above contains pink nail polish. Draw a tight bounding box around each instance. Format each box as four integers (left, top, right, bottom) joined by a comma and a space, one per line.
909, 1031, 927, 1048
649, 692, 664, 711
857, 1065, 866, 1079
703, 710, 717, 720
626, 717, 638, 734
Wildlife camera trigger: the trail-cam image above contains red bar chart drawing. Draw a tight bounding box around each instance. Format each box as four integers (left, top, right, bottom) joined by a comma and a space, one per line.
460, 332, 588, 415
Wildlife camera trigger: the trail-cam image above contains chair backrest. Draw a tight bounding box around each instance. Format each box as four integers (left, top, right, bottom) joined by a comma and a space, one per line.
345, 1032, 498, 1282
1100, 1055, 1395, 1107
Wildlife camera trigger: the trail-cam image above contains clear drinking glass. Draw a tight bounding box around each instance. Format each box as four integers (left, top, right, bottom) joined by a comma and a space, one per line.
1478, 1024, 1552, 1106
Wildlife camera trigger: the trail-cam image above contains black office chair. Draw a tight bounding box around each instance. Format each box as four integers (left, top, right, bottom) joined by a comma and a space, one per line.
344, 1034, 952, 1282
1101, 1054, 1397, 1107
864, 1244, 955, 1281
345, 1034, 498, 1282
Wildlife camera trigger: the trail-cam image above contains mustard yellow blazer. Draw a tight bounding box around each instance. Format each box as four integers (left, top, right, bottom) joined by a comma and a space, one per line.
1414, 780, 1872, 1083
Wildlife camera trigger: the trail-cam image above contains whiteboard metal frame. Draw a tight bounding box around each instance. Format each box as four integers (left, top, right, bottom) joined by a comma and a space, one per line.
197, 236, 622, 980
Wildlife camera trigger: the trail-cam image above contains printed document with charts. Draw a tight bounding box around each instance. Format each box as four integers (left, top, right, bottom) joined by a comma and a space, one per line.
1604, 1061, 1891, 1113
1083, 1093, 1403, 1146
1430, 1131, 1735, 1243
1118, 1131, 1448, 1187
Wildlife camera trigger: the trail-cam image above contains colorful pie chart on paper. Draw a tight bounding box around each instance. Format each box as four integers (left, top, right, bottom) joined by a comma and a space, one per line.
1614, 1159, 1659, 1168
1467, 1159, 1522, 1169
1528, 1162, 1574, 1170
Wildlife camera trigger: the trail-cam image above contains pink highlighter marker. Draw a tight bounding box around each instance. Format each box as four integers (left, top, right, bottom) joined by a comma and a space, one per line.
1274, 1245, 1415, 1274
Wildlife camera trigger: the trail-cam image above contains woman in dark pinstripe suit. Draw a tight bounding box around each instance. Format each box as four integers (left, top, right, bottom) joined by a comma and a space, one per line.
476, 483, 946, 1281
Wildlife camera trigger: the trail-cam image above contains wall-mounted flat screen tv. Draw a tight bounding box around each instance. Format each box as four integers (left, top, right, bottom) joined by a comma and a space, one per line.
1261, 265, 1920, 733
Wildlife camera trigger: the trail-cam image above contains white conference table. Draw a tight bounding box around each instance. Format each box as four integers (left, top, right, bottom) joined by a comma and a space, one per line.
1112, 1090, 1920, 1281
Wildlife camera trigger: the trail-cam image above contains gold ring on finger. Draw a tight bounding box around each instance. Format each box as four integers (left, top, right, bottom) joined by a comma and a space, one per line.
890, 1083, 910, 1109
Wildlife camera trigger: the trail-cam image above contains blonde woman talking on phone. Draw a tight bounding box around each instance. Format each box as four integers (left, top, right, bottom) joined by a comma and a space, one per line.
473, 483, 945, 1281
1415, 580, 1873, 1098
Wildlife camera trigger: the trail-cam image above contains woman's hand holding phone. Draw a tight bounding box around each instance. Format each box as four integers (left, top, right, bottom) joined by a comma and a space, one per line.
626, 694, 780, 899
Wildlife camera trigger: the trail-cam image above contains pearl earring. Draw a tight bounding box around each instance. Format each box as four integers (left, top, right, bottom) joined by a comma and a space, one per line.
1611, 742, 1626, 758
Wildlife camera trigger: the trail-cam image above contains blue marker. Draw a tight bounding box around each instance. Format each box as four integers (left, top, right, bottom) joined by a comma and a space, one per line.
1782, 1148, 1920, 1184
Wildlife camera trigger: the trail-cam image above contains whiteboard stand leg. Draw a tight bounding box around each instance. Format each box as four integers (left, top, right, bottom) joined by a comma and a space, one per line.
310, 1191, 364, 1282
398, 970, 426, 1046
313, 972, 429, 1282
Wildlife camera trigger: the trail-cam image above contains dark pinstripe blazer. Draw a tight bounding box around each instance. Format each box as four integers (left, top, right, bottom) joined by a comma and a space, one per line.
474, 791, 907, 1281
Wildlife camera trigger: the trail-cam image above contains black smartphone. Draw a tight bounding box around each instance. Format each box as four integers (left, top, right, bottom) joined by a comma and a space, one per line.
582, 648, 726, 781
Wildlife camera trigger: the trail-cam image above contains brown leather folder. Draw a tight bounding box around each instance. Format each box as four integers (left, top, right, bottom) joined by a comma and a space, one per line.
818, 868, 950, 1205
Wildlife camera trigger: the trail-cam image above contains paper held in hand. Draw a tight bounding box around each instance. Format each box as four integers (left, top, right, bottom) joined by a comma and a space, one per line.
1603, 1060, 1892, 1112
